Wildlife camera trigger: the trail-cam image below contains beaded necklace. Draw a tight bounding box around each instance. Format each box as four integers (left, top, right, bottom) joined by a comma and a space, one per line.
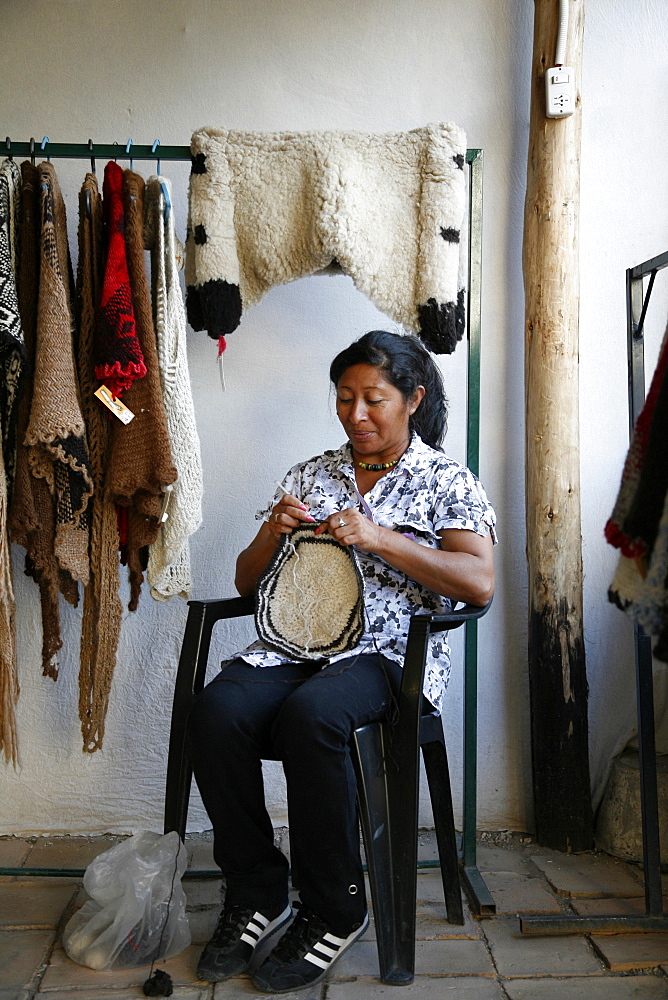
355, 458, 400, 472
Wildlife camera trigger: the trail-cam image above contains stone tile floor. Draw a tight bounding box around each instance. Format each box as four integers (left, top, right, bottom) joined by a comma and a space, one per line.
1, 831, 667, 999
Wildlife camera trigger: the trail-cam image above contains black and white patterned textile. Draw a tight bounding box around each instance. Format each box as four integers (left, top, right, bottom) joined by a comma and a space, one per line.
0, 158, 26, 499
241, 434, 497, 714
255, 523, 365, 661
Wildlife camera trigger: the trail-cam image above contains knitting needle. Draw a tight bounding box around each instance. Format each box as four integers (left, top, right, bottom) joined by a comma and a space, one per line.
275, 481, 316, 521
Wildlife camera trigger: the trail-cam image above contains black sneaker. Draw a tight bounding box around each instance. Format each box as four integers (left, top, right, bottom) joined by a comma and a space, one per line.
196, 901, 292, 982
251, 903, 369, 993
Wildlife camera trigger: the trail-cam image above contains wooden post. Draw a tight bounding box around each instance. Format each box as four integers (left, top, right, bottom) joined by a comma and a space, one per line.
523, 0, 593, 851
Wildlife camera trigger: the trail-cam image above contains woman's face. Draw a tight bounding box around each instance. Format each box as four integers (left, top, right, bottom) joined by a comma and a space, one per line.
335, 364, 424, 461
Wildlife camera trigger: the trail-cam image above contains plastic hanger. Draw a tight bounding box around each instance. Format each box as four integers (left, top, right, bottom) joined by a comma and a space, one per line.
126, 138, 133, 171
41, 136, 50, 162
159, 179, 171, 223
152, 139, 161, 176
5, 137, 11, 161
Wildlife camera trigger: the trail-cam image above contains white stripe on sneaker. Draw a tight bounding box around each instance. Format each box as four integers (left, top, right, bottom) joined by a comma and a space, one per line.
305, 926, 355, 969
240, 907, 289, 948
305, 951, 330, 970
313, 942, 339, 959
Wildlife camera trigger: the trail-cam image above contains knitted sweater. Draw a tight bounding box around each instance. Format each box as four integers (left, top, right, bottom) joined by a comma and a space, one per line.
23, 163, 93, 590
104, 170, 177, 611
144, 176, 203, 600
9, 161, 77, 680
0, 157, 27, 502
608, 316, 668, 661
0, 434, 18, 765
76, 172, 123, 752
96, 162, 146, 396
186, 123, 467, 354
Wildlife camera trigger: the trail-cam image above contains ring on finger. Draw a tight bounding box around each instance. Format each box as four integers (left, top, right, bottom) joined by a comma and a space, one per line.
338, 517, 346, 527
275, 512, 280, 522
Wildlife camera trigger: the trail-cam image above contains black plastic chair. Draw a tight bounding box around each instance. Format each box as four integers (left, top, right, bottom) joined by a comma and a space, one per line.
164, 595, 491, 985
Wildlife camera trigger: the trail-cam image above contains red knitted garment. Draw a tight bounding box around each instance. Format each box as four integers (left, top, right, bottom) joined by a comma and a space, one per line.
95, 161, 146, 396
605, 328, 668, 558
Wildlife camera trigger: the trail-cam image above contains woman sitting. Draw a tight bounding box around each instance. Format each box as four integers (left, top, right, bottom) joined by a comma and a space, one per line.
191, 330, 496, 993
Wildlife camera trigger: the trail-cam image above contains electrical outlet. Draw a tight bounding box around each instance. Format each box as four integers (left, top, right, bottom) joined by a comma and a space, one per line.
545, 66, 575, 118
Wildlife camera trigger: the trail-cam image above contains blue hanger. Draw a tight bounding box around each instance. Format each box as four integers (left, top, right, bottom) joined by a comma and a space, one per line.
159, 179, 171, 223
126, 138, 133, 171
41, 136, 50, 162
152, 139, 161, 176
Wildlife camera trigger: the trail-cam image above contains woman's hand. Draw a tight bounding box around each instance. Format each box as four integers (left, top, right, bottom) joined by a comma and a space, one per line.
267, 494, 316, 543
314, 508, 382, 553
317, 511, 494, 606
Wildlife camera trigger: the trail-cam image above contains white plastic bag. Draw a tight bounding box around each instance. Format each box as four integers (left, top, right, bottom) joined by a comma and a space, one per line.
63, 830, 191, 971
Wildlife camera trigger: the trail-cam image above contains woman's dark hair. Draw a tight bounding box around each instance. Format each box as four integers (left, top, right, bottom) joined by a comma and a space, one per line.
329, 331, 447, 450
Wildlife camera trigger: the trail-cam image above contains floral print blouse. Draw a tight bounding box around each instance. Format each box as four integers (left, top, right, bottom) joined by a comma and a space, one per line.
239, 434, 497, 714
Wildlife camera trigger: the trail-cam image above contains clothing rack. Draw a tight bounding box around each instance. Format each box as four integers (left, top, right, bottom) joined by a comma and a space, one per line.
521, 248, 668, 936
0, 140, 494, 915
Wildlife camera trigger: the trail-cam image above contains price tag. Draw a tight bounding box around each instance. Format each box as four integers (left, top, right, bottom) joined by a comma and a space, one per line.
94, 385, 135, 424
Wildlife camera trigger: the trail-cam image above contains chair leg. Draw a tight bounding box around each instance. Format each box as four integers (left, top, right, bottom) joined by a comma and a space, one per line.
352, 724, 400, 984
422, 738, 464, 924
384, 722, 421, 984
164, 714, 193, 840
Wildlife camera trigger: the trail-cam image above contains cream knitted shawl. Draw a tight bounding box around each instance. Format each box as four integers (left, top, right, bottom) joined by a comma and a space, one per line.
186, 123, 467, 354
144, 176, 203, 600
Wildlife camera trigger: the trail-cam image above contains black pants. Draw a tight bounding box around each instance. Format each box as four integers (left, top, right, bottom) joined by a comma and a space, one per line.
190, 653, 401, 936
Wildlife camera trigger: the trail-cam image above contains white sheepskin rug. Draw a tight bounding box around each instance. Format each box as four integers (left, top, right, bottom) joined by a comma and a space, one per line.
185, 123, 467, 354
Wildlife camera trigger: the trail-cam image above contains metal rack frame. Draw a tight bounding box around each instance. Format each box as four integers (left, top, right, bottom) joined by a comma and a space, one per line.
522, 248, 668, 935
0, 142, 494, 911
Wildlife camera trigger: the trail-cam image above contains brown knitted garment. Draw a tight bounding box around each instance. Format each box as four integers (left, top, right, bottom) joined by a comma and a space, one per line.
104, 170, 176, 611
9, 162, 77, 679
76, 173, 123, 752
23, 164, 93, 598
0, 437, 18, 764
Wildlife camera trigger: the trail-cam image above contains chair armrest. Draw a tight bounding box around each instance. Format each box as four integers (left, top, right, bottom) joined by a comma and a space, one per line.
414, 596, 493, 634
175, 595, 255, 699
399, 597, 493, 704
185, 595, 255, 621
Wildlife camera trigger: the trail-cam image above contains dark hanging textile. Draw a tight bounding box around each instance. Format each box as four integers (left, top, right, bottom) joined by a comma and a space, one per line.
95, 161, 146, 397
76, 172, 123, 753
104, 170, 177, 611
607, 318, 668, 661
9, 162, 78, 679
0, 158, 28, 503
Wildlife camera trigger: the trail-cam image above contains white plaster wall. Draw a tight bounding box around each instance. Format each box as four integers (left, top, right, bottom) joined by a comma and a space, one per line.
0, 0, 666, 836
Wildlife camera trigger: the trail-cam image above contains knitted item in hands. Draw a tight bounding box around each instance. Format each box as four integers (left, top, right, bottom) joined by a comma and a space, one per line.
255, 524, 365, 661
96, 161, 146, 397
